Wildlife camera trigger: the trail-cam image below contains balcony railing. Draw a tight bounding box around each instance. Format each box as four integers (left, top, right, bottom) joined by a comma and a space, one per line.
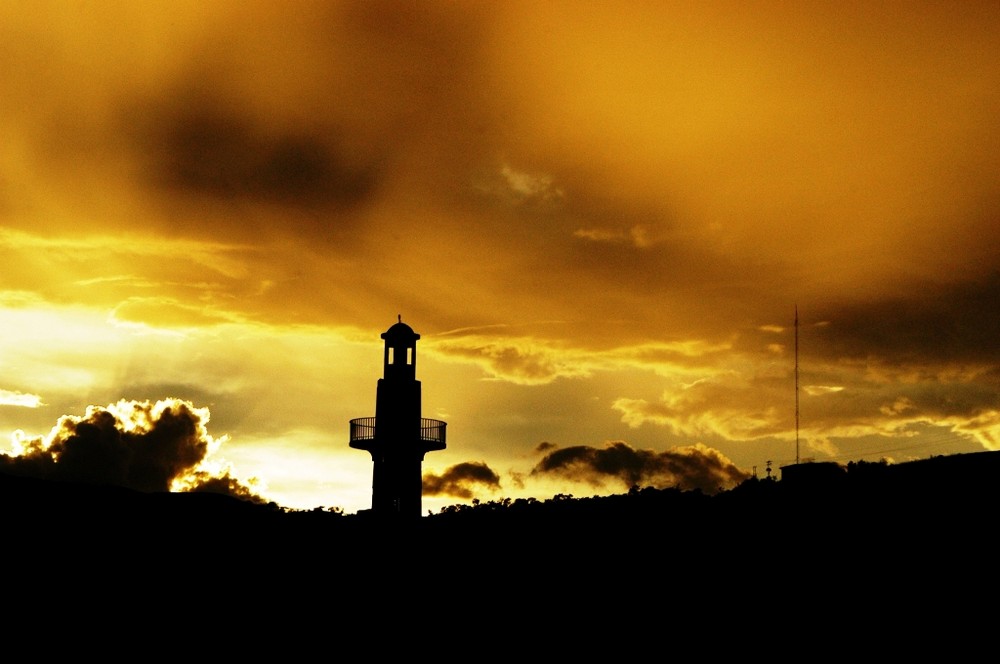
350, 417, 447, 448
420, 418, 447, 447
350, 417, 376, 442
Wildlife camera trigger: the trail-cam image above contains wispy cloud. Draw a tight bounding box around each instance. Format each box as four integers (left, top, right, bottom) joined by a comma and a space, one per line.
0, 389, 43, 408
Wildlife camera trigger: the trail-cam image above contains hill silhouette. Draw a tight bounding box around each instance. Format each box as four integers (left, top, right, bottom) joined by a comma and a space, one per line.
5, 450, 996, 575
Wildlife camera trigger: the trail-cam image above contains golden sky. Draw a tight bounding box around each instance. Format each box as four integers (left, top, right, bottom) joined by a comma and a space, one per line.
1, 1, 998, 514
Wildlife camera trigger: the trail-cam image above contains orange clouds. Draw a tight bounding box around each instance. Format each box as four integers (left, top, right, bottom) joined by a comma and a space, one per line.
3, 1, 997, 335
0, 1, 998, 513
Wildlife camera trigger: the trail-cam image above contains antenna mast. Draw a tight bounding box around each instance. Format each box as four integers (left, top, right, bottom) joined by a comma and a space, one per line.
795, 305, 800, 465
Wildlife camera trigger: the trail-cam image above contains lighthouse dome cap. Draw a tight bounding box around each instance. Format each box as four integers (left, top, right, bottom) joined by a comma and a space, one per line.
381, 315, 420, 340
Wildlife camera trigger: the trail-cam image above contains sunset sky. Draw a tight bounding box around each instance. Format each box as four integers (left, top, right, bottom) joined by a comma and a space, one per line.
1, 1, 998, 515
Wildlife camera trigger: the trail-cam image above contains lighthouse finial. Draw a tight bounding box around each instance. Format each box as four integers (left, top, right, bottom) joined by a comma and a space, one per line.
398, 314, 401, 323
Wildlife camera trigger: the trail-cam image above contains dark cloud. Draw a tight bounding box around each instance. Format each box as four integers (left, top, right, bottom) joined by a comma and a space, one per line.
143, 91, 381, 210
530, 441, 750, 493
184, 469, 268, 505
126, 0, 502, 214
0, 398, 265, 502
0, 1, 504, 246
423, 461, 501, 499
811, 272, 1000, 365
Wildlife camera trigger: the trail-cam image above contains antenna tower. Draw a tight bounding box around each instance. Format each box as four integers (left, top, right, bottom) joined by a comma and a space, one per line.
795, 305, 800, 465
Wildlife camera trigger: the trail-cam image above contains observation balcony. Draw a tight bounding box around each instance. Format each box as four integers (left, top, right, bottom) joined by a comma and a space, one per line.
349, 417, 447, 451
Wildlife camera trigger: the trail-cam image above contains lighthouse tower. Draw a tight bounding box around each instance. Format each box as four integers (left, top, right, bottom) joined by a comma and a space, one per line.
349, 317, 446, 518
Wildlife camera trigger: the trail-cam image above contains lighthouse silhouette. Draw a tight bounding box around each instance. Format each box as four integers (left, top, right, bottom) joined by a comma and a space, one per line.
350, 317, 447, 518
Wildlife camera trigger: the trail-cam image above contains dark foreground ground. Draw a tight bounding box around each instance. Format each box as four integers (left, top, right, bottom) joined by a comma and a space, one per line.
3, 451, 996, 642
4, 451, 996, 564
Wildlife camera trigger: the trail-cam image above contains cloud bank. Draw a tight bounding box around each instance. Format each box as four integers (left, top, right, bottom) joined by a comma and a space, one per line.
423, 461, 502, 499
1, 398, 266, 503
530, 441, 749, 494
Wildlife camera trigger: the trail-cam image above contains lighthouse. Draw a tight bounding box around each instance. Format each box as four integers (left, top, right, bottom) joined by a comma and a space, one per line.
349, 317, 446, 518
